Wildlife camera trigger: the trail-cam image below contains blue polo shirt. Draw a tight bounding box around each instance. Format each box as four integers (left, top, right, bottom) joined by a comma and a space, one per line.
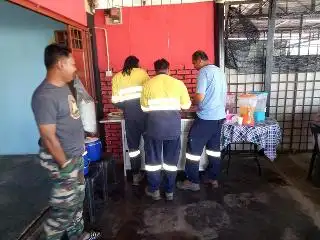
196, 65, 227, 120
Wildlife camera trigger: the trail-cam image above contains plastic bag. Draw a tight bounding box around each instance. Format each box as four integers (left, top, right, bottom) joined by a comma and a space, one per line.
73, 76, 97, 134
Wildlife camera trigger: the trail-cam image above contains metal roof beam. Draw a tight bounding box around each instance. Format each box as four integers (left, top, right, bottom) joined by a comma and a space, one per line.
228, 11, 320, 20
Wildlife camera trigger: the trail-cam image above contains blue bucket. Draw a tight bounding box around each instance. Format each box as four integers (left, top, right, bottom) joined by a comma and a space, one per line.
84, 162, 89, 175
83, 152, 90, 175
85, 137, 102, 162
83, 162, 89, 176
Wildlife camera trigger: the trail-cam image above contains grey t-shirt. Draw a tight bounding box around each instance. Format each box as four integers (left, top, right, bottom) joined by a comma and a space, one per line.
32, 81, 85, 158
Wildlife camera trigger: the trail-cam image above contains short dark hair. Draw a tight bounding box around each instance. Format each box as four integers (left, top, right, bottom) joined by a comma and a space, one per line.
44, 44, 71, 69
154, 58, 169, 72
192, 50, 209, 61
122, 55, 139, 76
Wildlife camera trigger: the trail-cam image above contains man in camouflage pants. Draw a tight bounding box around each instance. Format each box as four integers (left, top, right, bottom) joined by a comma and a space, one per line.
39, 144, 85, 239
32, 44, 100, 240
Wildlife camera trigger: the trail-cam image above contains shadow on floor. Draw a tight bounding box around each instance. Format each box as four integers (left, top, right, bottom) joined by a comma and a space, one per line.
92, 156, 320, 240
0, 155, 50, 239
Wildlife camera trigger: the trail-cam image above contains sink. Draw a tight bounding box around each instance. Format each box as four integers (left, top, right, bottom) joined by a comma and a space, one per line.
181, 111, 196, 119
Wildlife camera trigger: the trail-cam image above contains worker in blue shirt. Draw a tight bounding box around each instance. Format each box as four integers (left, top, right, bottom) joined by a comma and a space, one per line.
177, 50, 227, 191
141, 58, 191, 200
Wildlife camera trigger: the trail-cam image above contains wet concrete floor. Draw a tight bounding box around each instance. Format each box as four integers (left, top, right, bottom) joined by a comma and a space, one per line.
91, 157, 320, 240
2, 155, 320, 240
0, 155, 50, 240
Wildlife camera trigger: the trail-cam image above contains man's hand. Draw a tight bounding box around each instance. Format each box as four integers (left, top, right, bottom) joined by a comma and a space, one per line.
112, 102, 125, 110
39, 124, 67, 168
193, 93, 205, 105
189, 105, 198, 112
59, 159, 77, 178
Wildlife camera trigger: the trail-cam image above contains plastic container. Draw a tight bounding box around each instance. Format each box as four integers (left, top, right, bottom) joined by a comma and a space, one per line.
254, 111, 265, 122
85, 137, 102, 162
253, 92, 268, 112
251, 91, 268, 122
79, 100, 97, 134
238, 94, 257, 126
74, 77, 97, 134
226, 93, 236, 121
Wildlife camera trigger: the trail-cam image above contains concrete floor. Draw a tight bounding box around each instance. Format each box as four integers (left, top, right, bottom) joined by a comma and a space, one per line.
2, 154, 320, 240
0, 155, 50, 240
274, 153, 320, 218
93, 156, 320, 240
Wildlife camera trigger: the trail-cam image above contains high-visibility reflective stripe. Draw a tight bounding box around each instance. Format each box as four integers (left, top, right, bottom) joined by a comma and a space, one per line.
141, 105, 181, 112
181, 102, 192, 110
119, 86, 142, 95
141, 105, 149, 112
112, 86, 143, 103
111, 96, 121, 103
129, 150, 140, 158
112, 93, 141, 103
141, 98, 182, 111
82, 151, 88, 156
145, 164, 162, 172
206, 150, 221, 157
186, 153, 201, 161
148, 98, 179, 106
162, 163, 178, 171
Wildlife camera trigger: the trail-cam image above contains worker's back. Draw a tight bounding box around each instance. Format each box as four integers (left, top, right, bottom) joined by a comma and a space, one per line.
112, 68, 149, 120
196, 64, 227, 120
141, 74, 191, 140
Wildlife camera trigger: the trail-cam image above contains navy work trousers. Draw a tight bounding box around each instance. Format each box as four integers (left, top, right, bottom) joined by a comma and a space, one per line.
125, 119, 145, 174
144, 136, 181, 193
185, 117, 224, 184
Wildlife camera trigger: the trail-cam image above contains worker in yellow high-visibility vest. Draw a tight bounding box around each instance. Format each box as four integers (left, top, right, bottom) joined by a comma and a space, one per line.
112, 56, 150, 185
141, 58, 191, 201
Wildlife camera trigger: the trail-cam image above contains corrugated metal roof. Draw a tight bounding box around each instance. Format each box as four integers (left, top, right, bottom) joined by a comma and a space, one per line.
227, 0, 320, 32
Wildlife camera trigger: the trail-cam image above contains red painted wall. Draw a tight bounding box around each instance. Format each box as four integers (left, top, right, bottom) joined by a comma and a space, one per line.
95, 3, 215, 160
95, 2, 215, 71
29, 0, 87, 26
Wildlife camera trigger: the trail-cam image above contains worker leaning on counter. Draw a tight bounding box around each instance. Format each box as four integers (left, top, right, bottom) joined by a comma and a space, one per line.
141, 58, 191, 201
177, 50, 227, 191
111, 56, 150, 186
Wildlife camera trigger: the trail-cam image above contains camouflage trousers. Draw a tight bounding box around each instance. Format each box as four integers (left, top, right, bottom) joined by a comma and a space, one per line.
40, 156, 85, 240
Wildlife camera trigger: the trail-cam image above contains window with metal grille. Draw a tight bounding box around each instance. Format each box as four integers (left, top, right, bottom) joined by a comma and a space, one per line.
70, 28, 83, 49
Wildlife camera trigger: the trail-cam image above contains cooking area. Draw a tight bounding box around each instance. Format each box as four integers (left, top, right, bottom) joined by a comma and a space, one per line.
101, 104, 281, 176
100, 110, 207, 174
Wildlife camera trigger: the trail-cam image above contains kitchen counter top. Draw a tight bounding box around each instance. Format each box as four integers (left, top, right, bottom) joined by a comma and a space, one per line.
99, 111, 196, 124
99, 111, 204, 173
99, 118, 123, 123
100, 117, 195, 124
